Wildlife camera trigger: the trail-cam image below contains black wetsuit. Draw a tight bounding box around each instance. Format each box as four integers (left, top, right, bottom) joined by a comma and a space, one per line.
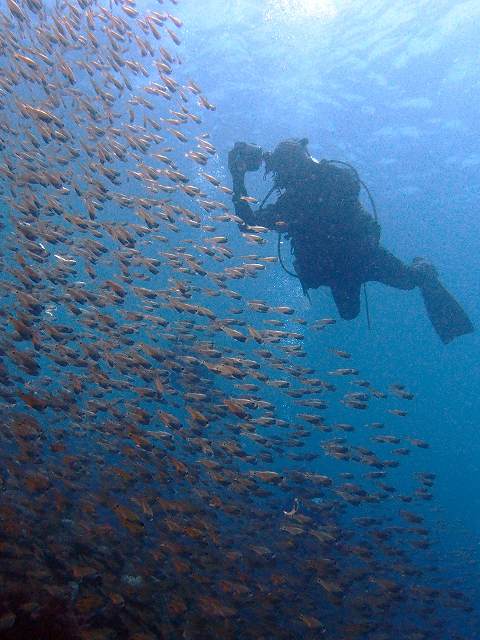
233, 160, 418, 320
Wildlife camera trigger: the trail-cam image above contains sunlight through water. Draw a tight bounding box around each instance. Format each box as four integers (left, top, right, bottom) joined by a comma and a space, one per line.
265, 0, 340, 21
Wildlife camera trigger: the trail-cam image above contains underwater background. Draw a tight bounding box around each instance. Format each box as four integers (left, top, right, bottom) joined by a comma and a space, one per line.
0, 0, 478, 638
182, 0, 480, 618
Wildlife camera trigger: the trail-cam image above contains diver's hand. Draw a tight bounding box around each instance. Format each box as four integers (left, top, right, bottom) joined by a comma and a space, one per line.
228, 143, 248, 176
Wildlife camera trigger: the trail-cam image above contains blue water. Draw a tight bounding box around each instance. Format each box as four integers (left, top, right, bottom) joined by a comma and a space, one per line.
0, 0, 478, 638
179, 0, 480, 629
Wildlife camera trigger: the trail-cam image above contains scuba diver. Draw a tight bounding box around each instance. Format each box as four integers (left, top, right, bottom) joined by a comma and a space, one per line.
228, 138, 474, 344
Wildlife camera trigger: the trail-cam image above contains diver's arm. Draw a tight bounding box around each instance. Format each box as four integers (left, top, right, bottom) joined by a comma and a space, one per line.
229, 142, 284, 230
231, 174, 284, 230
228, 143, 258, 226
231, 169, 258, 227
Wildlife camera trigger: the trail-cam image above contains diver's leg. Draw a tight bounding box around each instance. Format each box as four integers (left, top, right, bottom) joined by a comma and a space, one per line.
366, 247, 417, 290
367, 249, 474, 343
331, 281, 362, 320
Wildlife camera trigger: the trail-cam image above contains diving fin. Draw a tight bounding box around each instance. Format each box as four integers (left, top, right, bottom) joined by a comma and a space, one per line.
419, 278, 474, 344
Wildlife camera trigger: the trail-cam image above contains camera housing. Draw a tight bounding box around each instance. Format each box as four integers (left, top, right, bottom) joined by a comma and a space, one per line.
230, 142, 264, 173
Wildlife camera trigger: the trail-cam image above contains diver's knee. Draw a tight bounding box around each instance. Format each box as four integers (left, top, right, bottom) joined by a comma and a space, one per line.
339, 305, 360, 320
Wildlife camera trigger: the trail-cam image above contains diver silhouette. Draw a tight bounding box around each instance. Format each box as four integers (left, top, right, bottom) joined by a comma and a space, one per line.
228, 138, 474, 344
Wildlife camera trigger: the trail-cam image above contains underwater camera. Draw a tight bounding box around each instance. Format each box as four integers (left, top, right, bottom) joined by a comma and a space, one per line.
229, 141, 264, 173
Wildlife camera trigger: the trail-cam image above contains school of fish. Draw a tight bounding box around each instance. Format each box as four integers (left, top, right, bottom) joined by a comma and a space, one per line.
0, 0, 474, 639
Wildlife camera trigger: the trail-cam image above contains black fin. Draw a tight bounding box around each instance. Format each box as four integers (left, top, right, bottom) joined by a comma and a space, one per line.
420, 280, 474, 344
